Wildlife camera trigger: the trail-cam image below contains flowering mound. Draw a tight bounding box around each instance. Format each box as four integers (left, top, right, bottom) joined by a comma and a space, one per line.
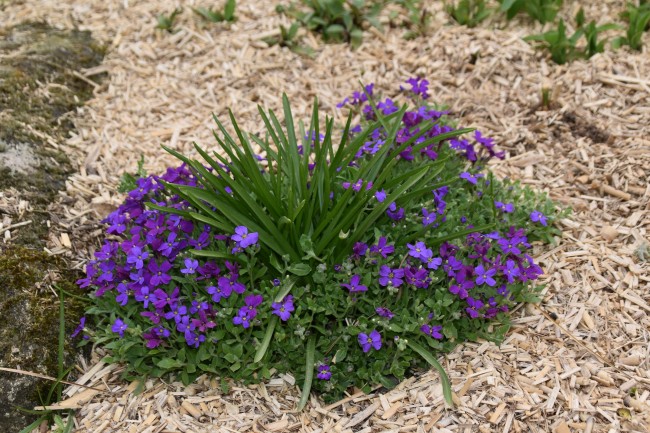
77, 79, 560, 406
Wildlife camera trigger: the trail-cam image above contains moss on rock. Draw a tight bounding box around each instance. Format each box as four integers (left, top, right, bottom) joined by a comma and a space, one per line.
0, 22, 106, 246
0, 246, 87, 428
0, 22, 105, 430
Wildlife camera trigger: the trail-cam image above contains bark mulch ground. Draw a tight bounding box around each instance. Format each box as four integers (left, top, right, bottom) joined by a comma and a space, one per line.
1, 1, 648, 432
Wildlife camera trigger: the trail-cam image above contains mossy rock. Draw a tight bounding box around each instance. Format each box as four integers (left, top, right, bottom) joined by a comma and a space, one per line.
0, 22, 105, 246
0, 22, 105, 430
0, 246, 87, 430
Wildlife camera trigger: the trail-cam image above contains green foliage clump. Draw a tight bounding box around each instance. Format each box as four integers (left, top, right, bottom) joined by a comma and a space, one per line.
525, 9, 620, 64
498, 0, 562, 25
613, 1, 650, 51
279, 0, 385, 48
155, 7, 183, 33
193, 0, 237, 23
446, 0, 494, 28
117, 155, 147, 194
80, 81, 562, 407
394, 0, 433, 39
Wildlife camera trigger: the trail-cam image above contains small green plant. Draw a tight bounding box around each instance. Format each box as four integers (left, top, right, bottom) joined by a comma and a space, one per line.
498, 0, 562, 25
192, 0, 237, 23
446, 0, 493, 28
16, 287, 75, 433
526, 10, 619, 64
118, 155, 147, 193
263, 22, 316, 57
612, 1, 650, 51
155, 7, 183, 33
394, 0, 432, 39
283, 0, 385, 48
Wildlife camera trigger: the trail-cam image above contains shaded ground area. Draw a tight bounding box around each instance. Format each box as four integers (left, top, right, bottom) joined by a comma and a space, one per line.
0, 21, 104, 430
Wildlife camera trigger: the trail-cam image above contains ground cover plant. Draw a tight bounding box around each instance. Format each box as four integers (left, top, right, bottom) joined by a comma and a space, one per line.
75, 78, 561, 407
446, 0, 493, 28
192, 0, 237, 24
277, 0, 385, 48
613, 1, 650, 50
498, 0, 562, 25
525, 9, 620, 65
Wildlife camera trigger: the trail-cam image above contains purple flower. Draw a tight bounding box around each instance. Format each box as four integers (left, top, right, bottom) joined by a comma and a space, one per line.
422, 208, 436, 226
143, 327, 165, 349
475, 265, 497, 286
420, 249, 442, 270
386, 202, 404, 221
420, 324, 443, 339
148, 260, 172, 286
407, 241, 430, 260
375, 307, 394, 319
405, 267, 429, 288
403, 77, 430, 99
165, 304, 188, 323
495, 201, 514, 213
341, 275, 367, 293
352, 242, 368, 258
184, 330, 205, 348
378, 265, 404, 287
370, 236, 394, 258
181, 258, 199, 274
375, 190, 387, 202
501, 259, 521, 284
218, 275, 246, 295
115, 283, 129, 306
343, 179, 372, 192
232, 226, 259, 248
126, 246, 148, 270
460, 172, 478, 185
232, 310, 251, 328
111, 318, 128, 338
243, 294, 263, 319
317, 364, 332, 380
497, 237, 522, 255
70, 317, 86, 338
378, 98, 398, 115
449, 283, 469, 299
358, 330, 382, 353
141, 309, 163, 324
152, 287, 179, 309
530, 210, 548, 226
135, 286, 157, 308
271, 295, 295, 321
207, 283, 232, 303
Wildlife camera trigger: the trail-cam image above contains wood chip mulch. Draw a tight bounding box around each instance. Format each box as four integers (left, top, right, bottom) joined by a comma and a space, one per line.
1, 1, 648, 432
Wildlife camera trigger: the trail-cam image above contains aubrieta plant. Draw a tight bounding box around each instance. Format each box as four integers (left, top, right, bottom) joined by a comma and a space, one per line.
76, 78, 561, 408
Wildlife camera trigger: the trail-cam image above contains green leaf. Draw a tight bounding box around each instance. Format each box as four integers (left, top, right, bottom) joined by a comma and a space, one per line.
274, 277, 297, 302
333, 346, 347, 363
254, 316, 278, 363
156, 358, 185, 369
288, 263, 311, 276
298, 335, 316, 411
224, 0, 236, 21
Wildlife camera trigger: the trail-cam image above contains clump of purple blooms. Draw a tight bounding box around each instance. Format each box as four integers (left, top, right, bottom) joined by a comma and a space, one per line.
78, 78, 556, 400
78, 164, 267, 350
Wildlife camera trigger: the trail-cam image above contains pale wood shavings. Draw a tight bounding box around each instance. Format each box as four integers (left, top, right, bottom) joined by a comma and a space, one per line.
1, 0, 649, 432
